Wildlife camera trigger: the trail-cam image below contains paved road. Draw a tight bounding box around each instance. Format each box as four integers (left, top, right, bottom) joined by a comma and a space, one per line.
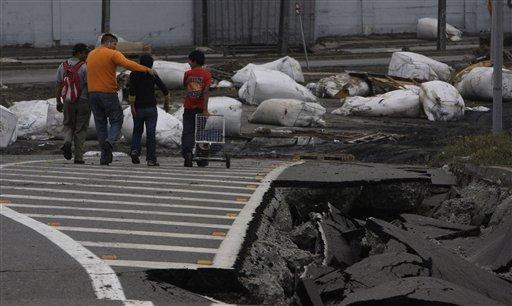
0, 156, 289, 305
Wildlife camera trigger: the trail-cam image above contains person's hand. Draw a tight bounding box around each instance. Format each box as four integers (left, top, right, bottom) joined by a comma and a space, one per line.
164, 95, 171, 113
148, 69, 157, 77
202, 109, 210, 117
163, 103, 170, 113
131, 105, 136, 117
56, 99, 63, 113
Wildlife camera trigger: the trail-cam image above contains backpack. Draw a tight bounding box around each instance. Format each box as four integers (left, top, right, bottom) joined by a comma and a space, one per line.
61, 60, 85, 103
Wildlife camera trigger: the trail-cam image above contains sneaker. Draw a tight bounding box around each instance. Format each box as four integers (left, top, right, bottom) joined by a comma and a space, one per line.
130, 150, 140, 164
196, 159, 209, 167
147, 160, 160, 167
61, 143, 72, 160
104, 141, 113, 164
100, 159, 110, 166
74, 160, 85, 164
184, 153, 193, 167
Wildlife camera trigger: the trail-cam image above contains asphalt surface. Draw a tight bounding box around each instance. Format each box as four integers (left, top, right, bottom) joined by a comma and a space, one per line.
0, 155, 286, 305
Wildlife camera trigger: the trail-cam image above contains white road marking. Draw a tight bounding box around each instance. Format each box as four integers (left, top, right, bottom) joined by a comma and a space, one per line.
7, 203, 236, 220
2, 194, 242, 212
8, 166, 263, 186
25, 213, 232, 229
84, 164, 267, 175
13, 164, 259, 180
0, 206, 128, 302
1, 186, 245, 205
104, 260, 227, 270
1, 169, 258, 191
79, 241, 218, 254
0, 178, 251, 197
57, 226, 224, 240
213, 161, 302, 268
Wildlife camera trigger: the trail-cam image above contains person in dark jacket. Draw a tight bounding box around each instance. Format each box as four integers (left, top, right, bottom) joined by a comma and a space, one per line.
128, 53, 170, 166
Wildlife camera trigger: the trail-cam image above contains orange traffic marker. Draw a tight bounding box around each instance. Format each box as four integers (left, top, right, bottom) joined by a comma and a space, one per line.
0, 199, 11, 205
212, 231, 226, 237
226, 212, 238, 218
197, 259, 213, 265
48, 222, 60, 227
255, 176, 265, 180
101, 255, 117, 260
246, 184, 258, 189
236, 197, 249, 203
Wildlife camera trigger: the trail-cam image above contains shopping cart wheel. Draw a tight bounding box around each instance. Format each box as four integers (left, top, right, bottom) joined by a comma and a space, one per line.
225, 154, 231, 169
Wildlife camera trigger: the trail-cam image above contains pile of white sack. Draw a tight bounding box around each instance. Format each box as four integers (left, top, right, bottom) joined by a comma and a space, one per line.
152, 60, 190, 89
455, 67, 512, 102
388, 51, 453, 82
333, 81, 465, 122
121, 107, 182, 148
174, 96, 242, 136
0, 105, 18, 147
315, 73, 370, 98
239, 69, 316, 105
417, 18, 463, 42
232, 56, 304, 85
249, 99, 326, 127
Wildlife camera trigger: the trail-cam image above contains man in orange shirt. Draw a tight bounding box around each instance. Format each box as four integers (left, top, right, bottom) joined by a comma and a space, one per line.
87, 33, 156, 165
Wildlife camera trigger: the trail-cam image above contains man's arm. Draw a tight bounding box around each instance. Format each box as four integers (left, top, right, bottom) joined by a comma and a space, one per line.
55, 64, 64, 112
128, 72, 137, 116
202, 73, 211, 115
154, 74, 170, 112
112, 51, 152, 74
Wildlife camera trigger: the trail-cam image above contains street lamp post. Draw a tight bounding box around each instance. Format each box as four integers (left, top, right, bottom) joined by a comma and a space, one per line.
492, 0, 504, 134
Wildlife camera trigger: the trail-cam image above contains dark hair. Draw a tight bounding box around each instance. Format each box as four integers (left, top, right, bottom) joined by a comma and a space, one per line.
139, 53, 153, 68
101, 33, 118, 44
188, 50, 205, 66
72, 43, 89, 56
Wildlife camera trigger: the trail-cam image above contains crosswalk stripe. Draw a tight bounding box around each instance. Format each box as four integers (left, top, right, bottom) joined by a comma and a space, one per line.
83, 164, 268, 175
7, 204, 237, 220
104, 260, 220, 270
2, 168, 259, 190
24, 214, 232, 229
57, 226, 224, 240
79, 241, 218, 254
14, 165, 259, 180
1, 194, 242, 212
0, 178, 251, 197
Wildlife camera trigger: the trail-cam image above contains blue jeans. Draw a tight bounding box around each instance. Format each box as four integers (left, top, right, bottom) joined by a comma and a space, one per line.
131, 106, 158, 162
89, 92, 123, 160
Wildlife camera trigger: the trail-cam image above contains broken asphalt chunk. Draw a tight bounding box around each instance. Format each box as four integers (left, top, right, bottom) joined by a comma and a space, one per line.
400, 213, 480, 240
470, 217, 512, 272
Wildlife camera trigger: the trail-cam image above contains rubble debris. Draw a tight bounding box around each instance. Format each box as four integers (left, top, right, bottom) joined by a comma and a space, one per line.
239, 70, 316, 105
1, 83, 8, 89
400, 213, 480, 240
0, 105, 18, 147
253, 127, 293, 137
306, 82, 318, 94
340, 277, 505, 306
419, 81, 465, 122
455, 67, 512, 102
388, 51, 453, 82
466, 106, 491, 112
289, 221, 318, 253
215, 80, 234, 88
121, 107, 182, 148
470, 217, 512, 272
349, 72, 419, 95
332, 89, 421, 118
315, 73, 370, 99
417, 17, 463, 42
319, 204, 363, 268
207, 60, 244, 80
232, 56, 304, 85
366, 218, 512, 304
152, 60, 190, 89
83, 151, 128, 158
249, 99, 326, 127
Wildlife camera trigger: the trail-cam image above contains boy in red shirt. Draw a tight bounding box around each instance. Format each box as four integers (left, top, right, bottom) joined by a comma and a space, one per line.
181, 50, 211, 167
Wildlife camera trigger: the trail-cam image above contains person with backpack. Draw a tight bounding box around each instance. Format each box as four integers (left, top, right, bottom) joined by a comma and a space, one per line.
55, 43, 91, 164
128, 54, 170, 166
87, 33, 156, 165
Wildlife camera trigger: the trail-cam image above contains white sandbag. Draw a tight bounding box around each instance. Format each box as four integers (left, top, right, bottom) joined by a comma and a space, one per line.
316, 73, 370, 98
419, 81, 465, 122
249, 99, 326, 127
417, 18, 463, 42
240, 69, 317, 105
332, 89, 421, 118
388, 52, 453, 82
217, 80, 234, 88
121, 107, 182, 148
232, 56, 304, 85
455, 67, 512, 102
152, 60, 190, 89
9, 100, 50, 139
172, 97, 242, 136
0, 105, 18, 147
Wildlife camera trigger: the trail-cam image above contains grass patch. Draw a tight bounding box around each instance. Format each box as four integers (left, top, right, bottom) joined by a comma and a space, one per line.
434, 132, 512, 166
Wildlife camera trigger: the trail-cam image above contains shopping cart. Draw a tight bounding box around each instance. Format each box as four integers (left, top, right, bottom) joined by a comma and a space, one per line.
192, 114, 231, 168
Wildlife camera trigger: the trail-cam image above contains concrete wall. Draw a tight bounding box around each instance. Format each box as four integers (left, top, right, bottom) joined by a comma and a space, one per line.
315, 0, 512, 39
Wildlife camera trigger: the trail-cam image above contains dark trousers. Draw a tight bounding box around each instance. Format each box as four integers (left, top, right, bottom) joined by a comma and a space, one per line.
181, 108, 203, 157
89, 92, 123, 161
131, 106, 158, 162
62, 98, 91, 161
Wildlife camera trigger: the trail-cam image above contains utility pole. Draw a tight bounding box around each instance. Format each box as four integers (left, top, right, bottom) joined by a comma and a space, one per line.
101, 0, 111, 33
278, 0, 290, 54
202, 0, 208, 45
437, 0, 447, 50
492, 0, 504, 133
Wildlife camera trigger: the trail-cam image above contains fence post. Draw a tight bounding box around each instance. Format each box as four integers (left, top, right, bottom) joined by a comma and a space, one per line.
101, 0, 111, 33
278, 0, 290, 54
437, 0, 447, 50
